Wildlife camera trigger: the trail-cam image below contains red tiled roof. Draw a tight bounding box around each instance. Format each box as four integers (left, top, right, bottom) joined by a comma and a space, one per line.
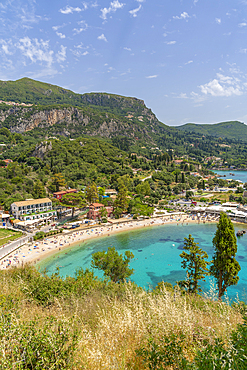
53, 189, 77, 196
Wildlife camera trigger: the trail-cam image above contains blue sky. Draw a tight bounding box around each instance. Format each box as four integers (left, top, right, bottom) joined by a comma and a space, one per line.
1, 0, 247, 126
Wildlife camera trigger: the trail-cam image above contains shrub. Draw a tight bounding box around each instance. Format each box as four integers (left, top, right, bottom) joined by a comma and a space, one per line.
0, 316, 78, 369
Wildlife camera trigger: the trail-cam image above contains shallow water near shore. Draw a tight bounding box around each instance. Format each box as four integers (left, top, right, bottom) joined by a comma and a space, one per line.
213, 169, 247, 183
38, 222, 247, 302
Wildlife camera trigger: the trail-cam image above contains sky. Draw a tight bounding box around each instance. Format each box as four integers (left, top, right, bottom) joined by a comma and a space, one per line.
1, 1, 247, 126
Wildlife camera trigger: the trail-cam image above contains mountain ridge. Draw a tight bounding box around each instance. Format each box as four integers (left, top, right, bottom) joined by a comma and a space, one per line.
0, 78, 173, 148
1, 78, 247, 147
177, 121, 247, 141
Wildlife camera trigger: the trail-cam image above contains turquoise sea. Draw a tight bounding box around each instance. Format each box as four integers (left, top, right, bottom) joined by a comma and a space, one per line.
213, 169, 247, 183
38, 222, 247, 302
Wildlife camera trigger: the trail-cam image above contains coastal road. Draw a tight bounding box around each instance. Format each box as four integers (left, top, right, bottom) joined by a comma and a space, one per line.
0, 221, 67, 260
0, 234, 34, 260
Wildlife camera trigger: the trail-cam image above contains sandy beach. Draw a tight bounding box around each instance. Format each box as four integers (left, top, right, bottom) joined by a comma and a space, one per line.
0, 212, 218, 270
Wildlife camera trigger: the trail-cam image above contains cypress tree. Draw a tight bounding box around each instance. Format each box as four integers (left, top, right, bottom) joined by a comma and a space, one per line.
210, 212, 241, 300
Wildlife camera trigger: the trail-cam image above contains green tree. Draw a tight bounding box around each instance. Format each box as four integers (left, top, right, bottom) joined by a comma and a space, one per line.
61, 192, 86, 217
91, 247, 134, 283
50, 173, 66, 192
32, 180, 46, 199
185, 190, 193, 199
114, 184, 128, 218
179, 234, 209, 293
132, 202, 154, 217
99, 206, 108, 220
98, 186, 105, 196
118, 175, 132, 191
210, 212, 241, 300
135, 181, 151, 196
85, 182, 99, 203
181, 172, 185, 183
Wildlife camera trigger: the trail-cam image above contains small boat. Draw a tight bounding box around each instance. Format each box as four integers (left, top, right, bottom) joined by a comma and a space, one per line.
138, 249, 142, 252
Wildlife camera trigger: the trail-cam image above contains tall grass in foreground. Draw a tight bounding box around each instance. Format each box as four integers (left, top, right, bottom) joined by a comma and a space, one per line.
0, 266, 246, 369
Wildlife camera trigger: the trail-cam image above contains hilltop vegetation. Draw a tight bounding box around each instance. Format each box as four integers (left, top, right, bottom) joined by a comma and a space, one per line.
0, 78, 84, 106
178, 121, 247, 142
1, 78, 247, 170
0, 265, 246, 369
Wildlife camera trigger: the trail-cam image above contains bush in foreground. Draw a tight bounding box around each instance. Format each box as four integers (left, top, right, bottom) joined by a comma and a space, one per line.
0, 265, 246, 369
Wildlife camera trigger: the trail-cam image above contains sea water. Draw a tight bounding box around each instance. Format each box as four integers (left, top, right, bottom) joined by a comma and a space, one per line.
213, 170, 247, 183
38, 222, 247, 302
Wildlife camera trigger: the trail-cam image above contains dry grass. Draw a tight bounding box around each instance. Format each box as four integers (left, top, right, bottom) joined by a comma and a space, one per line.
0, 272, 244, 369
71, 283, 242, 369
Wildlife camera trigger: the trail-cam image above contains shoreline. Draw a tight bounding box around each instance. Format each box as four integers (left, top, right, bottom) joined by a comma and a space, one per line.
0, 213, 220, 270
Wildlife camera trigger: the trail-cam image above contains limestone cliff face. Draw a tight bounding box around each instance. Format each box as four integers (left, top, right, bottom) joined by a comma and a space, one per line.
0, 95, 166, 142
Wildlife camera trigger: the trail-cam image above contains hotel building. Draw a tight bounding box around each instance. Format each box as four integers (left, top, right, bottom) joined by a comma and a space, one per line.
10, 198, 56, 221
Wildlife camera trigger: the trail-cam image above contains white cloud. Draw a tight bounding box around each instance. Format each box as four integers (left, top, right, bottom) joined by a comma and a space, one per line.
166, 41, 176, 45
56, 45, 67, 63
200, 76, 242, 97
56, 32, 65, 39
73, 20, 88, 34
190, 91, 207, 103
0, 40, 13, 55
239, 22, 247, 27
146, 75, 158, 79
52, 24, 67, 31
177, 93, 188, 99
26, 67, 59, 79
216, 73, 238, 84
59, 6, 83, 14
82, 2, 88, 10
98, 33, 108, 42
100, 0, 124, 20
173, 12, 190, 20
215, 18, 221, 24
185, 60, 193, 65
2, 44, 11, 54
129, 5, 141, 17
71, 44, 90, 57
17, 37, 54, 67
124, 47, 131, 51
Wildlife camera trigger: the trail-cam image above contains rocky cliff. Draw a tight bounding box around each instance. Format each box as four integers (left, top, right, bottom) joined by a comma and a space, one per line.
0, 95, 168, 144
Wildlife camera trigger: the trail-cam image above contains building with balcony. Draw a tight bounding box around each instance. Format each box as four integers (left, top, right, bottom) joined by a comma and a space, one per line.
10, 198, 56, 221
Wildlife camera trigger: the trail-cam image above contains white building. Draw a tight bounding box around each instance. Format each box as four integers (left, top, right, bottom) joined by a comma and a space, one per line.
11, 198, 56, 221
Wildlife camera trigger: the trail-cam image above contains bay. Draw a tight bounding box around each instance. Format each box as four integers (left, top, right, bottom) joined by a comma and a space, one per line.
213, 169, 247, 183
38, 222, 247, 302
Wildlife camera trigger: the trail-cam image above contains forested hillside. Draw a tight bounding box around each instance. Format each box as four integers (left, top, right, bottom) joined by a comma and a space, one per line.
178, 121, 247, 141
